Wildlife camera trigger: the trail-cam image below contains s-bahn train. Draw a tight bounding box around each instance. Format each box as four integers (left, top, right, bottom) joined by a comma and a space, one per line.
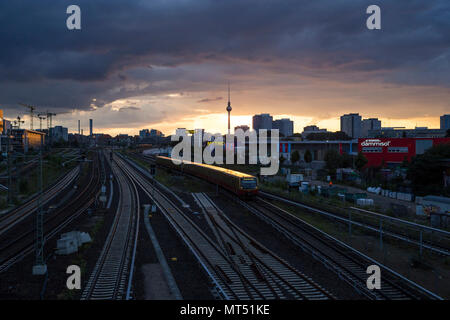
155, 156, 258, 196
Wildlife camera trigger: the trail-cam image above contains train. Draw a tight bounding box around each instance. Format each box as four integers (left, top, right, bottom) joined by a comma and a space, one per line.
155, 156, 258, 196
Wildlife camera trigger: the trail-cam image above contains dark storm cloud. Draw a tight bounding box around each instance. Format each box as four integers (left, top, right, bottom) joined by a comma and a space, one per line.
0, 0, 449, 113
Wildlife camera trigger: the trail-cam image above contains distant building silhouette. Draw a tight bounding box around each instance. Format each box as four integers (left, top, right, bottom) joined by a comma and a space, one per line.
234, 125, 250, 132
340, 113, 362, 138
361, 118, 381, 137
441, 114, 450, 130
252, 114, 273, 132
272, 118, 293, 137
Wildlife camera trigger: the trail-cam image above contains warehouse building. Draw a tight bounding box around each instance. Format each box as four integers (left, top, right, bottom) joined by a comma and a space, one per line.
279, 140, 358, 162
11, 129, 46, 153
358, 137, 450, 167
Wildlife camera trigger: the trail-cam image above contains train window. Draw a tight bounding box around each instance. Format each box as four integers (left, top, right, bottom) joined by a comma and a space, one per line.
241, 178, 257, 189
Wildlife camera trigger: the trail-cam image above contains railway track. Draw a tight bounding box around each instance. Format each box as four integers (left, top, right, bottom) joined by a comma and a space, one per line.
260, 191, 450, 257
193, 192, 333, 299
117, 154, 333, 300
236, 196, 442, 300
0, 166, 80, 237
0, 154, 100, 273
132, 153, 444, 299
139, 153, 450, 255
81, 154, 139, 300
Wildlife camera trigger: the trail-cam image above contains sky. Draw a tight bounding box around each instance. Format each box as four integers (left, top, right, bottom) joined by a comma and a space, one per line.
0, 0, 449, 136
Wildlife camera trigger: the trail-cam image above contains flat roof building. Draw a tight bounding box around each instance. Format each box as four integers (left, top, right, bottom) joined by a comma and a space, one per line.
278, 139, 358, 163
50, 126, 69, 142
252, 114, 273, 132
359, 137, 450, 167
361, 118, 381, 137
368, 127, 446, 138
340, 113, 362, 138
273, 118, 294, 137
302, 125, 328, 139
11, 129, 46, 153
441, 114, 450, 131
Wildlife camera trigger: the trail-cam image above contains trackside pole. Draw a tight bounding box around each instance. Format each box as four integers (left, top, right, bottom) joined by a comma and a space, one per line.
33, 135, 47, 275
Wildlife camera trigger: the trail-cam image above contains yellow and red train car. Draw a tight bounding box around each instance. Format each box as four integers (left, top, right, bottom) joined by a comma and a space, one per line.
155, 156, 258, 196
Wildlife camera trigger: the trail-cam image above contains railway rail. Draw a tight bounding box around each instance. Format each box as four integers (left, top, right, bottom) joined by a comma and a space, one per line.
236, 195, 442, 300
0, 166, 80, 237
0, 154, 100, 273
139, 152, 447, 255
193, 192, 333, 299
117, 154, 333, 300
259, 191, 450, 257
130, 153, 444, 299
81, 153, 139, 300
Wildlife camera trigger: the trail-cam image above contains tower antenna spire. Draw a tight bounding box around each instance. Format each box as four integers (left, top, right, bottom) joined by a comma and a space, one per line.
226, 81, 232, 135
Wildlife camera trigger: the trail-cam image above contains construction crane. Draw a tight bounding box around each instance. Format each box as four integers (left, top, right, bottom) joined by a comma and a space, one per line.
13, 116, 25, 129
37, 114, 47, 131
20, 103, 37, 130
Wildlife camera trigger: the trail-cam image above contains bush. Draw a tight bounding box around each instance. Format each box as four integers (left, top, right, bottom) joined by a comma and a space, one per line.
408, 144, 450, 196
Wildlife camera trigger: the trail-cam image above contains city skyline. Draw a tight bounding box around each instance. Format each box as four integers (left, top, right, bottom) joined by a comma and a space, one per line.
2, 107, 447, 138
3, 110, 447, 138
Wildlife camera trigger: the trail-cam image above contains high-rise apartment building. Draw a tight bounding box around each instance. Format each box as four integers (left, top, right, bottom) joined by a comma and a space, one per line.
50, 126, 69, 142
361, 118, 381, 137
272, 118, 294, 137
340, 113, 362, 138
441, 114, 450, 131
252, 114, 273, 132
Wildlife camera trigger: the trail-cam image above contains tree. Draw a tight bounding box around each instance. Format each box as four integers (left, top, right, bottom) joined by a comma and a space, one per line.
324, 149, 342, 174
304, 149, 312, 163
341, 153, 353, 168
408, 144, 450, 196
355, 152, 368, 171
446, 129, 450, 138
290, 150, 300, 164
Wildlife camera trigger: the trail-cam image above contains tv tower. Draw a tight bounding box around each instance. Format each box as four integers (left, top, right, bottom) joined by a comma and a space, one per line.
226, 82, 232, 134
